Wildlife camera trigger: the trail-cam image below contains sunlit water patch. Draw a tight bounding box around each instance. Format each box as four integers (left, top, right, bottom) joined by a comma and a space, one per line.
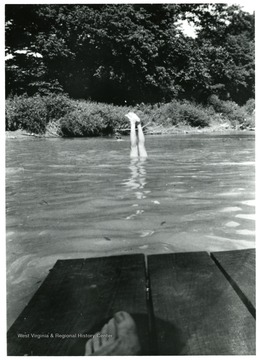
6, 133, 255, 328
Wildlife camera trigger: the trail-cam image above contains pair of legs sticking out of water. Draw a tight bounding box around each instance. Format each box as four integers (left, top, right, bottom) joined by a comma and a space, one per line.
85, 113, 146, 356
125, 112, 147, 159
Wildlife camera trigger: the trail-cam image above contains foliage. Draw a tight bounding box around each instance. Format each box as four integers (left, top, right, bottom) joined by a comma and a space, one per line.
5, 4, 254, 105
149, 100, 210, 127
242, 98, 255, 115
192, 4, 255, 104
175, 101, 210, 127
6, 94, 74, 133
59, 98, 211, 137
42, 93, 75, 122
208, 94, 248, 125
240, 99, 255, 129
59, 102, 130, 137
6, 94, 254, 136
6, 95, 47, 133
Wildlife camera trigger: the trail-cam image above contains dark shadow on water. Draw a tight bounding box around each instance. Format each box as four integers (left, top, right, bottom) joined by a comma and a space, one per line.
69, 313, 186, 355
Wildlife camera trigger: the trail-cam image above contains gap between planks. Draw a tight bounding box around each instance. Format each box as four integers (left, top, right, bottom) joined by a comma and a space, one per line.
209, 251, 255, 319
143, 250, 255, 350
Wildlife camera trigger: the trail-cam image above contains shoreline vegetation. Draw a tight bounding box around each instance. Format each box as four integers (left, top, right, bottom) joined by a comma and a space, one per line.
6, 94, 255, 139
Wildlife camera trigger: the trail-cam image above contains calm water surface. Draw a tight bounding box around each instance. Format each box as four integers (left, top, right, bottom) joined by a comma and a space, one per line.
6, 133, 255, 328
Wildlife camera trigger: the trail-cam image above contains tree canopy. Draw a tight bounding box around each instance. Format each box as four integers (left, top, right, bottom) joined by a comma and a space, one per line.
5, 3, 254, 105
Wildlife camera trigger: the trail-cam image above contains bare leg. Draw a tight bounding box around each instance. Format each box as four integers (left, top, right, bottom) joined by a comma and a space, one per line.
130, 120, 139, 158
125, 112, 147, 158
137, 123, 147, 158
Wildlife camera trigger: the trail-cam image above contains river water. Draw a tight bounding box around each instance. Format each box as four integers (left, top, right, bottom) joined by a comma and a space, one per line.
6, 133, 255, 328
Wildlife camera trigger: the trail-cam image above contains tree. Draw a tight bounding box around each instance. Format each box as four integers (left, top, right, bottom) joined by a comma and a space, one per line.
190, 4, 255, 104
5, 4, 254, 105
5, 4, 189, 103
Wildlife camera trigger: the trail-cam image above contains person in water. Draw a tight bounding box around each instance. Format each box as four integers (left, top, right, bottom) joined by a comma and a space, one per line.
85, 113, 146, 356
125, 112, 147, 158
114, 131, 122, 140
85, 311, 141, 356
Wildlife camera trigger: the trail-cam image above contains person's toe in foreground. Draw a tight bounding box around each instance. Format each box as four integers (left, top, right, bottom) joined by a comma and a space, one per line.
85, 311, 141, 356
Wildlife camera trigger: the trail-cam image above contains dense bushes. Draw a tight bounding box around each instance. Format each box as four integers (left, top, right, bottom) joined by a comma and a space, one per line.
208, 95, 255, 128
134, 100, 211, 128
6, 94, 74, 133
6, 94, 255, 136
164, 100, 210, 127
42, 94, 75, 123
208, 95, 245, 123
6, 95, 47, 133
59, 102, 130, 137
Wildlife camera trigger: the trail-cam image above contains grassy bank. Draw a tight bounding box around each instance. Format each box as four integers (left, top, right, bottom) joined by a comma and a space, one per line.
6, 94, 255, 137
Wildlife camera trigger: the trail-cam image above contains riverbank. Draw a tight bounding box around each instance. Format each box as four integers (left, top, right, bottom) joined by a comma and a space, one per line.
6, 95, 255, 138
6, 123, 255, 140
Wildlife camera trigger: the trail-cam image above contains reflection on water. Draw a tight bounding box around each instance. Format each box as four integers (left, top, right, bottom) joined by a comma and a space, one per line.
123, 158, 147, 197
6, 133, 255, 328
122, 158, 150, 220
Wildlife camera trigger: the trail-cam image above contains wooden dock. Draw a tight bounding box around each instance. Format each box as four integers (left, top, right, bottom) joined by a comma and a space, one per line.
7, 248, 255, 355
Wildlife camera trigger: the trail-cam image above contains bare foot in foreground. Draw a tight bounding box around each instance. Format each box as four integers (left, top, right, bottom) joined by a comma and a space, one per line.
85, 311, 141, 356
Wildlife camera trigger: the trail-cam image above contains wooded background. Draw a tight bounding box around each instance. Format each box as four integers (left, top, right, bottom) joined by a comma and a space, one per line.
5, 4, 254, 106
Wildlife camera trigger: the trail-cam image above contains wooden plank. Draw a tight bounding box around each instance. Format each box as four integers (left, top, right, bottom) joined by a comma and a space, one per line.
7, 254, 149, 356
148, 251, 255, 355
211, 249, 255, 314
